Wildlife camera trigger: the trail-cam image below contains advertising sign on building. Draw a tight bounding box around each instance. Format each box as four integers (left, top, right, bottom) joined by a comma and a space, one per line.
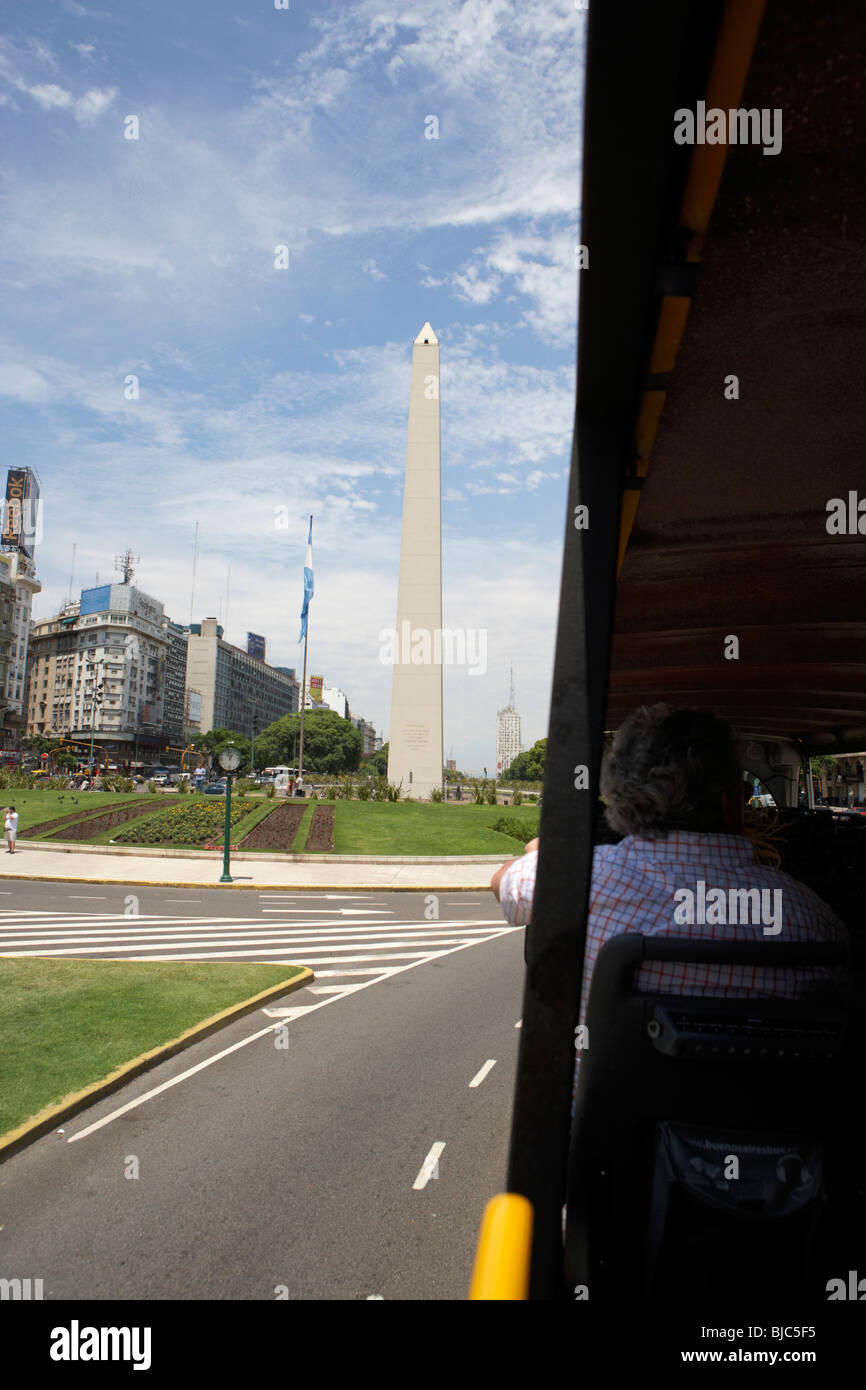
1, 469, 42, 557
247, 632, 266, 661
309, 675, 324, 702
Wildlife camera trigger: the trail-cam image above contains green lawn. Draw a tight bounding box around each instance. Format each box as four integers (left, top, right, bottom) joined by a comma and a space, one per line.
0, 958, 305, 1138
3, 788, 539, 856
326, 800, 539, 855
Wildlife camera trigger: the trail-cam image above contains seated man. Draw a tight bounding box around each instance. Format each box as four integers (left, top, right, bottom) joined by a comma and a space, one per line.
491, 705, 846, 1032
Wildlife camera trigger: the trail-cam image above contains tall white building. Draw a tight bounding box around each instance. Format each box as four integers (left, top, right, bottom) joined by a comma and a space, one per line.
320, 686, 348, 718
496, 667, 522, 777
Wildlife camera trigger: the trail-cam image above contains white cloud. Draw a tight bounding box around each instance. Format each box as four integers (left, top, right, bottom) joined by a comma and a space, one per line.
362, 258, 386, 282
29, 83, 73, 110
74, 86, 116, 123
451, 263, 500, 305
0, 363, 51, 402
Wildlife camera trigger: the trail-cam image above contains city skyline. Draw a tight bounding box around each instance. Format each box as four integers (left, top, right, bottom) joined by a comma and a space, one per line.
0, 2, 585, 770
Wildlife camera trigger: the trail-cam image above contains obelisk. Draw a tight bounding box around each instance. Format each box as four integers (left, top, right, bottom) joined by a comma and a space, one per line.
386, 322, 444, 800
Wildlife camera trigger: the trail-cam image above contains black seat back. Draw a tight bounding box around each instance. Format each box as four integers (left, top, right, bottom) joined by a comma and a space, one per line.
563, 935, 863, 1300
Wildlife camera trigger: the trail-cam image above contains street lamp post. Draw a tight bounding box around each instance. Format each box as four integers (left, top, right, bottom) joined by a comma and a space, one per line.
249, 698, 259, 778
218, 742, 242, 883
87, 662, 104, 773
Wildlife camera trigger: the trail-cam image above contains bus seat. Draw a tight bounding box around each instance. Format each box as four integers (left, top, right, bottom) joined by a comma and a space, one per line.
563, 935, 864, 1300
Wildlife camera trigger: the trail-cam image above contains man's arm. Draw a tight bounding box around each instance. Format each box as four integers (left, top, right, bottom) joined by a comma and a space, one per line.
491, 842, 539, 926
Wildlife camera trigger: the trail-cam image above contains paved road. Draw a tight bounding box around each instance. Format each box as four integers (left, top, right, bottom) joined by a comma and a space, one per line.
0, 882, 524, 1300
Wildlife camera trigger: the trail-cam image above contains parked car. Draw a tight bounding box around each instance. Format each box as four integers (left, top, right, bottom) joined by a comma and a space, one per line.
202, 781, 227, 795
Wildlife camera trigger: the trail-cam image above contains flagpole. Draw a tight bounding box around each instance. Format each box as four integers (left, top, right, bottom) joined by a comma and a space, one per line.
298, 628, 309, 783
298, 514, 312, 786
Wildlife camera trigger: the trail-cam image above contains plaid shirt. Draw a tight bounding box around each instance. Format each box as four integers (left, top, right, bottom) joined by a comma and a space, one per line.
498, 831, 847, 1029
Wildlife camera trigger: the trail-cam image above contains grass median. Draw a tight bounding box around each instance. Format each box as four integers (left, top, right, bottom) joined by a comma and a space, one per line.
327, 800, 540, 854
0, 958, 305, 1139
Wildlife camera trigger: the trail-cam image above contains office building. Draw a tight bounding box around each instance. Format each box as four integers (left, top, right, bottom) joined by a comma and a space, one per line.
0, 467, 42, 745
496, 669, 522, 777
185, 617, 299, 738
26, 581, 169, 761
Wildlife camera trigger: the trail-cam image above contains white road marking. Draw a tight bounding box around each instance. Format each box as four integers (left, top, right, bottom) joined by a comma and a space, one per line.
469, 1059, 497, 1088
259, 908, 393, 916
413, 1142, 446, 1190
258, 894, 389, 901
307, 983, 369, 995
68, 1019, 290, 1144
164, 899, 202, 903
67, 895, 106, 900
311, 968, 384, 977
0, 933, 491, 960
68, 931, 520, 1142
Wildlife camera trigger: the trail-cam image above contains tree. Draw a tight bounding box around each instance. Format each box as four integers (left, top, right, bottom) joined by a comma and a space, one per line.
809, 754, 838, 801
360, 742, 388, 777
505, 738, 547, 783
22, 734, 62, 756
255, 710, 362, 775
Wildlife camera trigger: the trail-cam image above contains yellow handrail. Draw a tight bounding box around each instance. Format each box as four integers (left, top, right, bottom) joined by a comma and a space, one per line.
468, 1194, 533, 1300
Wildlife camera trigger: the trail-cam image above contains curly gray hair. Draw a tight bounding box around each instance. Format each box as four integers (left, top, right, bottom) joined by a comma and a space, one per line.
600, 704, 741, 837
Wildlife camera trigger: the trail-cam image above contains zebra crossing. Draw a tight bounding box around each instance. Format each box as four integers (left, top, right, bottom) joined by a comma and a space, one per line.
0, 898, 519, 1005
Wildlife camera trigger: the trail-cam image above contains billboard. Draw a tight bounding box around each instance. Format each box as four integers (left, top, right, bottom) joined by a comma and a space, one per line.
309, 675, 324, 702
1, 468, 41, 558
247, 632, 266, 660
80, 584, 112, 616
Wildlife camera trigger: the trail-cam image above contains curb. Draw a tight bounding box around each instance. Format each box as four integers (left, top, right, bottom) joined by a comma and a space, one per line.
0, 965, 314, 1164
0, 873, 491, 891
16, 842, 508, 862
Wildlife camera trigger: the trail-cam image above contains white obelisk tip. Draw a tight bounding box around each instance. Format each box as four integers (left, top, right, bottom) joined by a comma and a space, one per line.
414, 322, 438, 345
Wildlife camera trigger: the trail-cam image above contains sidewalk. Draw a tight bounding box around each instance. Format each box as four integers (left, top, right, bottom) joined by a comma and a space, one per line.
0, 841, 510, 890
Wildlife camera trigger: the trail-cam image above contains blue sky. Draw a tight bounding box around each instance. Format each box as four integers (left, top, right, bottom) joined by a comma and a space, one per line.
0, 0, 585, 772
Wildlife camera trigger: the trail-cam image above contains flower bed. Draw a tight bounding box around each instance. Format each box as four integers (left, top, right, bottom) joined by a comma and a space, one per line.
22, 799, 148, 840
304, 805, 335, 852
55, 801, 168, 841
113, 798, 257, 846
239, 803, 306, 850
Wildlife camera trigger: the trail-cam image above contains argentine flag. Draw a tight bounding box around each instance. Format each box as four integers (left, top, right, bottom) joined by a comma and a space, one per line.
299, 518, 314, 642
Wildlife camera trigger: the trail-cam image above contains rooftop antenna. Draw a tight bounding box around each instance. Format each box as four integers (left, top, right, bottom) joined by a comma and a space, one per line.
67, 542, 77, 607
115, 548, 139, 586
189, 520, 199, 624
508, 662, 516, 710
223, 562, 231, 636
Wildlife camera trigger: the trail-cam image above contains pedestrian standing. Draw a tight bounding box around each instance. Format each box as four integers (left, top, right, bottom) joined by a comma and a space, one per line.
5, 805, 19, 854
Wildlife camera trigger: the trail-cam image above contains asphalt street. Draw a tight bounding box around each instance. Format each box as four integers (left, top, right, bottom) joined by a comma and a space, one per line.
0, 882, 524, 1300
